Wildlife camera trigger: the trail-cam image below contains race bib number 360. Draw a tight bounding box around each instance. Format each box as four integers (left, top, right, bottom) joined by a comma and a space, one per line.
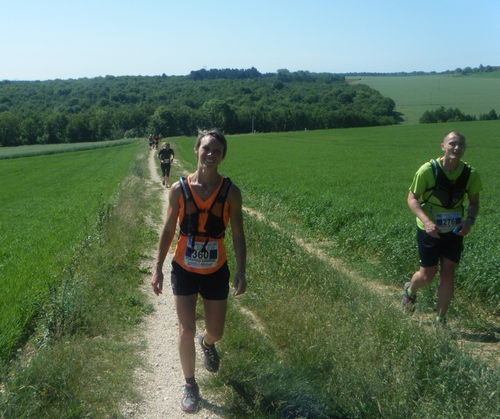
435, 212, 462, 232
184, 241, 219, 269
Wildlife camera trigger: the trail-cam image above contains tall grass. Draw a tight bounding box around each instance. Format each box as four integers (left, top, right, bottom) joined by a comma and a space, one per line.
210, 214, 500, 418
0, 140, 143, 360
0, 146, 157, 418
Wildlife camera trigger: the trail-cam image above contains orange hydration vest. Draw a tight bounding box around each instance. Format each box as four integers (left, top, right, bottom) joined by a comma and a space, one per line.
173, 175, 232, 274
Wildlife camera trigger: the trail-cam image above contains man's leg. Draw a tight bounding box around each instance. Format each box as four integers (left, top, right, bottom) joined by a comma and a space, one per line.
436, 257, 457, 318
403, 265, 438, 310
409, 265, 438, 294
161, 164, 166, 185
165, 165, 171, 188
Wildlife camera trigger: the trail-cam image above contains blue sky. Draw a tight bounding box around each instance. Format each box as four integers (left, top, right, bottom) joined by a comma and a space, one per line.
1, 0, 499, 81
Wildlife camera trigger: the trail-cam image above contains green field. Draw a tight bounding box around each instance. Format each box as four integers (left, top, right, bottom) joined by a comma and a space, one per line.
2, 121, 500, 417
350, 73, 500, 124
175, 121, 500, 315
0, 141, 143, 359
0, 138, 138, 160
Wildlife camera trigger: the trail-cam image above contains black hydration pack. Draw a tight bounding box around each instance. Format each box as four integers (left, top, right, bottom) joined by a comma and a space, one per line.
179, 176, 232, 251
422, 159, 471, 209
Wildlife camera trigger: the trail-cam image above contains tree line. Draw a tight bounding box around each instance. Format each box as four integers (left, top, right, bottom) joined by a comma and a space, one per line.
419, 106, 498, 124
0, 69, 397, 147
342, 64, 499, 77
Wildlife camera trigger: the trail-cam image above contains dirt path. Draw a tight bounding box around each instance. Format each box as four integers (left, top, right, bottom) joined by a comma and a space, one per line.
242, 207, 400, 300
122, 149, 224, 418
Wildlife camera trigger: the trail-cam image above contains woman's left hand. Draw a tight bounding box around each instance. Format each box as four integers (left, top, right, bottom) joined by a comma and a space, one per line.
233, 272, 247, 296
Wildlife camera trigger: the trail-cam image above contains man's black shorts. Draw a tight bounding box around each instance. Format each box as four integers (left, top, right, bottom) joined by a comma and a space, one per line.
416, 227, 464, 267
171, 260, 230, 300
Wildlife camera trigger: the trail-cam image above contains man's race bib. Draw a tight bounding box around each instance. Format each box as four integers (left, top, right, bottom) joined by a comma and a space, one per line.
435, 212, 462, 232
184, 241, 219, 269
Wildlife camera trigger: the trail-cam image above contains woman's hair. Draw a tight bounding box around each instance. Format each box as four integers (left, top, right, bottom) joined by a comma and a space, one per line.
195, 128, 227, 158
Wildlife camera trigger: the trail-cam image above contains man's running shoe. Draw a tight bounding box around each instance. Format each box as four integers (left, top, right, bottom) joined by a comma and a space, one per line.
180, 383, 199, 412
199, 334, 220, 373
401, 282, 416, 311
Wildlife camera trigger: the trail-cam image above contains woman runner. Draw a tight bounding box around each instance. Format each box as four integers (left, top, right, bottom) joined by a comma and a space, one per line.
151, 128, 247, 412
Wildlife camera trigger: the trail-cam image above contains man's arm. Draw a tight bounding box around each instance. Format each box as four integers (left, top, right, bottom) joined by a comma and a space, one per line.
407, 190, 440, 238
456, 193, 479, 236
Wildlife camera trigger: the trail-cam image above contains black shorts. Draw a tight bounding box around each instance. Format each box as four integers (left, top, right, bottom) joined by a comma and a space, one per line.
171, 260, 230, 300
416, 227, 464, 267
161, 163, 171, 177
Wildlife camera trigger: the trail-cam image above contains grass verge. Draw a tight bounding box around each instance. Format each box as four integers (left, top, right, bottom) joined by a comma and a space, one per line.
0, 138, 139, 160
0, 141, 144, 360
210, 213, 500, 418
0, 148, 158, 418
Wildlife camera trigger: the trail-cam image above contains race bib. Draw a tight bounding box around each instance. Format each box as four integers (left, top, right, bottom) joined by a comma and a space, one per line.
184, 241, 219, 269
435, 212, 462, 232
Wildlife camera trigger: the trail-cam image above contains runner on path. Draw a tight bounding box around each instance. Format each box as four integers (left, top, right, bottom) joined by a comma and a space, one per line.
402, 131, 482, 326
151, 128, 247, 412
158, 142, 175, 188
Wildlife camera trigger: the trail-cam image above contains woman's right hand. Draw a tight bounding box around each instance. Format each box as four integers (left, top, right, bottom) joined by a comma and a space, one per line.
151, 270, 164, 296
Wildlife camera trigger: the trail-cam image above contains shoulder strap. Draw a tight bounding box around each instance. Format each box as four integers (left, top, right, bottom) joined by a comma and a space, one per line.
210, 178, 231, 213
217, 178, 232, 204
431, 159, 439, 182
421, 160, 438, 205
200, 177, 233, 240
179, 177, 199, 248
423, 160, 439, 191
179, 176, 191, 202
461, 164, 471, 189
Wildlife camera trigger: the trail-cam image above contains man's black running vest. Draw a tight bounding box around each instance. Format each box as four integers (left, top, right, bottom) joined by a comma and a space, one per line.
179, 176, 232, 250
422, 159, 471, 209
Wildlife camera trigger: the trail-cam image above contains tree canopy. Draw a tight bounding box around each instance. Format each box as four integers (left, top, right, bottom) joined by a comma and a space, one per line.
0, 68, 398, 146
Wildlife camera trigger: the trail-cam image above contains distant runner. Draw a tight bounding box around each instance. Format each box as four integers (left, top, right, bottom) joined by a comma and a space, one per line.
158, 142, 175, 188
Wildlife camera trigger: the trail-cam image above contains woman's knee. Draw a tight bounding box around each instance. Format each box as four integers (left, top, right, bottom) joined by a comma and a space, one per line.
206, 328, 224, 342
179, 324, 196, 342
